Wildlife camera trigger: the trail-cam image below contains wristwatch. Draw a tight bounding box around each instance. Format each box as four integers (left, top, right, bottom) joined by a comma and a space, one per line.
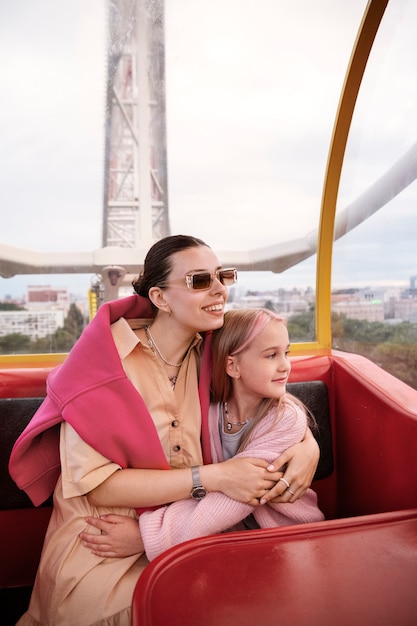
190, 466, 207, 499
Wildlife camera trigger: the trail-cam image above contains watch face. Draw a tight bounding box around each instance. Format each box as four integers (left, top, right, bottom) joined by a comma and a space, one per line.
191, 486, 207, 500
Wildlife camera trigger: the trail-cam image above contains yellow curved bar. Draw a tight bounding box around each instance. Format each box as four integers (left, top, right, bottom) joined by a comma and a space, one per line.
0, 353, 67, 369
316, 0, 388, 349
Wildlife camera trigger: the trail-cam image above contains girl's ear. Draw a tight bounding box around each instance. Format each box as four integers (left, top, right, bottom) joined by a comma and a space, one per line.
226, 356, 240, 378
148, 287, 172, 315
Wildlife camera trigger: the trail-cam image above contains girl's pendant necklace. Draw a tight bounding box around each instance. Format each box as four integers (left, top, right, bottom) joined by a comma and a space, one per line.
223, 401, 252, 431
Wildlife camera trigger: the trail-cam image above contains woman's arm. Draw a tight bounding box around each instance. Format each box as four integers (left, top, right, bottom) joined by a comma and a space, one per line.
139, 405, 315, 560
130, 404, 311, 561
82, 405, 318, 559
81, 458, 281, 558
87, 456, 283, 509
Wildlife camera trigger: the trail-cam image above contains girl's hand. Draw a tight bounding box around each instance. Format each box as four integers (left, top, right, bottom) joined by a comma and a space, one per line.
80, 514, 144, 558
260, 429, 320, 504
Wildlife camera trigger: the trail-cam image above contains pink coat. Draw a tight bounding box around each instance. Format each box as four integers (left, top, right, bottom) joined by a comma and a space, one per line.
139, 399, 324, 560
9, 295, 213, 507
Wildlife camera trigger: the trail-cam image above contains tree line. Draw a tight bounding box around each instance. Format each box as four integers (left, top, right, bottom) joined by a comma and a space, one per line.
288, 310, 417, 390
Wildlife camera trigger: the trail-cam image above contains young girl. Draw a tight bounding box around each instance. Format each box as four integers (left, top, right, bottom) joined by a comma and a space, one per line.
122, 308, 325, 561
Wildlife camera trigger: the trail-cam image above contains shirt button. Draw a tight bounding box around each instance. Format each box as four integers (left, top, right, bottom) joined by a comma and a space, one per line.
171, 420, 180, 428
173, 445, 181, 452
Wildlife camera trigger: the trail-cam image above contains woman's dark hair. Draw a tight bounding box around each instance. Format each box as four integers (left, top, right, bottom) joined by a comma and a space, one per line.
132, 235, 209, 307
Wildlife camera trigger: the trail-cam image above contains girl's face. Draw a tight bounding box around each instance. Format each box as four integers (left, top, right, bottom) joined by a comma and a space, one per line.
160, 245, 229, 334
230, 320, 291, 401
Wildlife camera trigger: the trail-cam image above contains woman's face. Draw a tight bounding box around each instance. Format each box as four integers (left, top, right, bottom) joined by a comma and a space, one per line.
161, 245, 230, 334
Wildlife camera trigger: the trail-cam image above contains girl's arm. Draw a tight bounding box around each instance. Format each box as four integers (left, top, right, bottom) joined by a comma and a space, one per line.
263, 426, 320, 503
136, 403, 311, 561
82, 404, 318, 559
139, 487, 253, 561
81, 514, 144, 558
81, 458, 280, 558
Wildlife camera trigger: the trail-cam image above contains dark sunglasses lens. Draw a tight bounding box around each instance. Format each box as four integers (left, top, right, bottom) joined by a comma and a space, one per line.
191, 272, 212, 289
219, 269, 236, 285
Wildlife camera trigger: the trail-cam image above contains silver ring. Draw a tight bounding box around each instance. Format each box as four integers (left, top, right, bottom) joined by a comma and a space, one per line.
278, 477, 290, 489
286, 487, 295, 495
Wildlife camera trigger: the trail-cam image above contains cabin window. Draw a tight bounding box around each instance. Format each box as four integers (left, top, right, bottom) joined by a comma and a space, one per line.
332, 0, 417, 390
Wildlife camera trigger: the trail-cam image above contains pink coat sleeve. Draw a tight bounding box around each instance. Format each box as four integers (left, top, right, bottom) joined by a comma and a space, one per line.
139, 400, 324, 561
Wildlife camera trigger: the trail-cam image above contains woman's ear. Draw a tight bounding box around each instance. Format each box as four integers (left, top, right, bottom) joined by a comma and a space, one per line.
148, 287, 172, 315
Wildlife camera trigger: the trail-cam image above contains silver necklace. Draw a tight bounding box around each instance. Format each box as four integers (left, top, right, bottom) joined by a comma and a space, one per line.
145, 325, 184, 368
223, 401, 252, 432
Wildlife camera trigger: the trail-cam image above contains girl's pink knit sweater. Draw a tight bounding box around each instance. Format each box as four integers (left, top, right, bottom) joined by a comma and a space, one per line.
139, 399, 324, 561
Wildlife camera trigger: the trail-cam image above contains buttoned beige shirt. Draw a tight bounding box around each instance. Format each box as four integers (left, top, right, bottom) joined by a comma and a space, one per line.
62, 317, 204, 498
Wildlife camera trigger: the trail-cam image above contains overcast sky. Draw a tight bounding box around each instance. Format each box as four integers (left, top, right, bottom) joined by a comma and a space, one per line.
0, 0, 416, 299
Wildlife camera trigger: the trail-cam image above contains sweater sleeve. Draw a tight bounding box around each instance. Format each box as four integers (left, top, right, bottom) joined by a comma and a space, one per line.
139, 493, 253, 561
139, 400, 312, 561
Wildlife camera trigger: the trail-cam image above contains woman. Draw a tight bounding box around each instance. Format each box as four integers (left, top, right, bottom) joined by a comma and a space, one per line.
9, 235, 319, 626
83, 308, 324, 563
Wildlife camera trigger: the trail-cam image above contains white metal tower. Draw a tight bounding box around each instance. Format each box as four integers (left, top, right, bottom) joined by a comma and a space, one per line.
102, 0, 169, 251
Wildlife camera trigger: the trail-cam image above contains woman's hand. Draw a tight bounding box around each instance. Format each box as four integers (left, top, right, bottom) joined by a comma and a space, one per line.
202, 457, 283, 506
80, 514, 144, 558
260, 428, 320, 504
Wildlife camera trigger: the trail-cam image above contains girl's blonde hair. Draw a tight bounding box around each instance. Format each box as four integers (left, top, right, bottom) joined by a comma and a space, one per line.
211, 308, 312, 451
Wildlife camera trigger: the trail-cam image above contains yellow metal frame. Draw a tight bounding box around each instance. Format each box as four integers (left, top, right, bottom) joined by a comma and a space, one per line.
0, 353, 67, 369
312, 0, 389, 352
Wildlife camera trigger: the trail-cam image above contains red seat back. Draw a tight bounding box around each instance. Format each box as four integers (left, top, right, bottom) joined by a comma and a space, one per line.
132, 509, 417, 626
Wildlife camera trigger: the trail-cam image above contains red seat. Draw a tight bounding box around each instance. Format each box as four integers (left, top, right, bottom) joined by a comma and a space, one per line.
132, 509, 417, 626
0, 508, 52, 588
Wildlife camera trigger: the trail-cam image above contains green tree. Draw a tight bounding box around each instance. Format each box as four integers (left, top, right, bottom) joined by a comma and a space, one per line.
48, 304, 86, 352
264, 300, 276, 312
0, 304, 86, 355
287, 311, 315, 342
332, 314, 417, 390
0, 302, 26, 311
0, 332, 32, 353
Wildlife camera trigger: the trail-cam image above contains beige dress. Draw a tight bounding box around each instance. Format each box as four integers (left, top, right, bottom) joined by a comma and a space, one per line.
18, 319, 203, 626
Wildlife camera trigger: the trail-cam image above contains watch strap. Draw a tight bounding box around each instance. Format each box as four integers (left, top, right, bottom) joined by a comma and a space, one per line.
190, 465, 207, 499
191, 465, 202, 488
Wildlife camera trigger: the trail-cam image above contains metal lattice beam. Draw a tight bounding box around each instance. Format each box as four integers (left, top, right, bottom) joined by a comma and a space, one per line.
102, 0, 169, 250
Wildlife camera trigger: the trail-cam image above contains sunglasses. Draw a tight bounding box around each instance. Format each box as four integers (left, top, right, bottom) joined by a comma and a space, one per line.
184, 268, 238, 290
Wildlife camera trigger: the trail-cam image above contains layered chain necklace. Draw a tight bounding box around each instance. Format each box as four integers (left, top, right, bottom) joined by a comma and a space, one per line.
223, 401, 253, 432
145, 325, 184, 388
